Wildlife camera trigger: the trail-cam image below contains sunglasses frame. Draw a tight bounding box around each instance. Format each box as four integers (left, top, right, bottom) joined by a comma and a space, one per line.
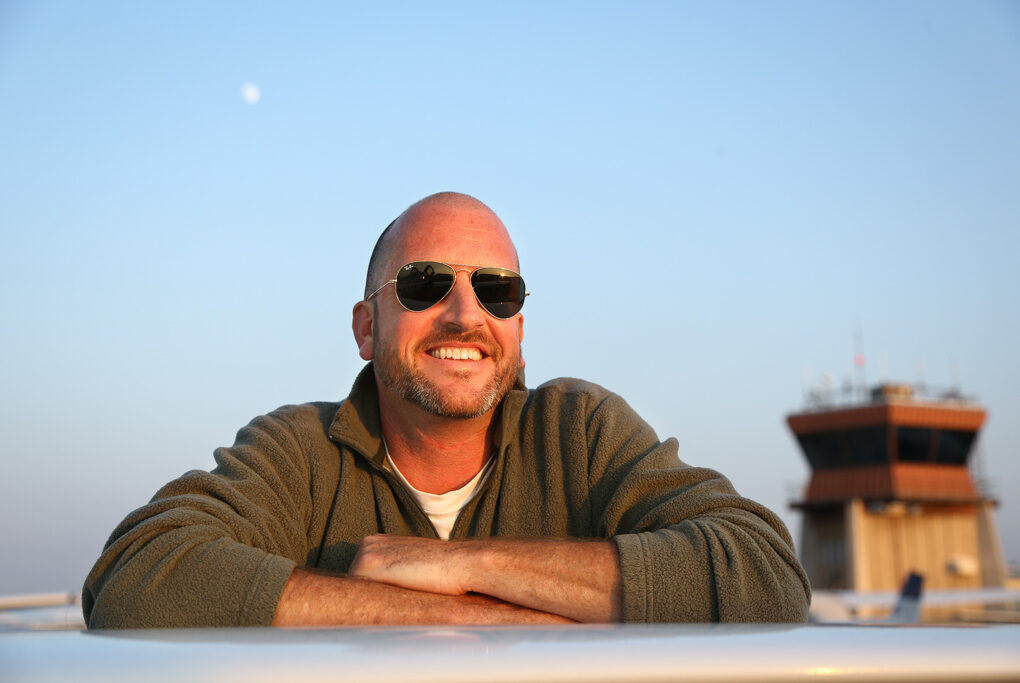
366, 261, 529, 319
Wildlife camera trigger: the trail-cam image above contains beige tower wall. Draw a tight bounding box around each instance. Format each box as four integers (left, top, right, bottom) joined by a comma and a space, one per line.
850, 502, 985, 591
976, 501, 1008, 587
847, 499, 869, 592
800, 497, 1008, 601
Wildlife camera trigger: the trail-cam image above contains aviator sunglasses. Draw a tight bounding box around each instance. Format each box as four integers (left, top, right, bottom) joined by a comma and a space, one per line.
366, 261, 529, 319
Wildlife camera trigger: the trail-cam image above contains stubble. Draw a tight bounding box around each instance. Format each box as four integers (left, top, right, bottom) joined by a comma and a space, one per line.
374, 330, 520, 419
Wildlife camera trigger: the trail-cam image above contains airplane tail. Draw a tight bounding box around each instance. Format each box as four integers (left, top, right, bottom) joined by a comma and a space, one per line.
887, 572, 924, 623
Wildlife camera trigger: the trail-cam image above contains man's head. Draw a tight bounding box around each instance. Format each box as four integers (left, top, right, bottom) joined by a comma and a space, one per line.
352, 192, 525, 420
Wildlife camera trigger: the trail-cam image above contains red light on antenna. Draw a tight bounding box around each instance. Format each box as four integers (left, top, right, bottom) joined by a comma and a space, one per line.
854, 353, 867, 367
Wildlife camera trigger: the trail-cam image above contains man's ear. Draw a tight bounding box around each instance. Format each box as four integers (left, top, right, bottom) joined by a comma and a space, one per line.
352, 301, 375, 361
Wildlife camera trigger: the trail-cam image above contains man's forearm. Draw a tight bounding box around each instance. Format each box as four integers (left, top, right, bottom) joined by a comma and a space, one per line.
271, 567, 575, 626
348, 536, 624, 623
456, 537, 624, 623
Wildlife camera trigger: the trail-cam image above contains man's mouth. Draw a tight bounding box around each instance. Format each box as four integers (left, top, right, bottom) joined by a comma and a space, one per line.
428, 347, 484, 361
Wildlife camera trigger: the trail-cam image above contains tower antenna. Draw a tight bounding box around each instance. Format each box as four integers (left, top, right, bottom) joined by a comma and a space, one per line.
853, 326, 867, 401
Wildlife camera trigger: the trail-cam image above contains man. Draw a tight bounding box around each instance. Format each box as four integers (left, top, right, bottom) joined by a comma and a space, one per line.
83, 192, 810, 627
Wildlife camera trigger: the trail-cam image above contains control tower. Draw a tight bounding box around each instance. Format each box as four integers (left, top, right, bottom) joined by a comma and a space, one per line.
787, 383, 1007, 593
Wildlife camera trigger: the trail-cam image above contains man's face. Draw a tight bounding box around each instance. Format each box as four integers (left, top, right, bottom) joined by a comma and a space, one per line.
361, 201, 524, 419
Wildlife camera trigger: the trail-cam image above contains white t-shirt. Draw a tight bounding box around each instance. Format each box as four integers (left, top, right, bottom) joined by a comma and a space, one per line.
384, 448, 494, 540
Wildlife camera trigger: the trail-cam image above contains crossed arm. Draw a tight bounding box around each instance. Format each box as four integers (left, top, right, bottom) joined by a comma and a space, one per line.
271, 536, 623, 626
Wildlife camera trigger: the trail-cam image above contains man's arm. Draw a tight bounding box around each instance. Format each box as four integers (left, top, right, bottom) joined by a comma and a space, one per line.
84, 406, 327, 629
580, 389, 811, 622
484, 380, 810, 624
272, 567, 576, 626
347, 536, 623, 623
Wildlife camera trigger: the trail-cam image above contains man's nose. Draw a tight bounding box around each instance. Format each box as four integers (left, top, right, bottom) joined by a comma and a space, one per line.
436, 271, 485, 329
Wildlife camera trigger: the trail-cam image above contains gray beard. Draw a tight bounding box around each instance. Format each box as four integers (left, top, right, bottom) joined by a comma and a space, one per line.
374, 336, 520, 419
388, 367, 505, 418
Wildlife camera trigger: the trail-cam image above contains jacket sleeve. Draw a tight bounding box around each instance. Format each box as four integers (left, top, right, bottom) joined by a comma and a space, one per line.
82, 406, 332, 628
585, 392, 811, 623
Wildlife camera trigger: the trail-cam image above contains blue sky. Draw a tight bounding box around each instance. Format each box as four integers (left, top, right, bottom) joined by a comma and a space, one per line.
1, 1, 1018, 594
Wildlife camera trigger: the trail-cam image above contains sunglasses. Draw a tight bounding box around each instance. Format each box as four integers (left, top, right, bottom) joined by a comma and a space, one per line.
366, 261, 529, 319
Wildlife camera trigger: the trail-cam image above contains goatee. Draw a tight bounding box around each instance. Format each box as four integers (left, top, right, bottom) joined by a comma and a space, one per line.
374, 331, 520, 419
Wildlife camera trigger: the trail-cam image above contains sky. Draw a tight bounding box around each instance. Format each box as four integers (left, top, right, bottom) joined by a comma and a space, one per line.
1, 1, 1018, 596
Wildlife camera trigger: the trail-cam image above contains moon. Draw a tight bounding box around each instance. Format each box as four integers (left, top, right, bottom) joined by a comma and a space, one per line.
240, 82, 261, 105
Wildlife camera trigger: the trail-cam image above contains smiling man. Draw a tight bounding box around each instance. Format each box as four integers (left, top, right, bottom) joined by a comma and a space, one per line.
83, 192, 810, 627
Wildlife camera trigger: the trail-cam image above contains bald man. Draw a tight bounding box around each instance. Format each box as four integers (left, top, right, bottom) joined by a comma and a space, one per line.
83, 193, 810, 627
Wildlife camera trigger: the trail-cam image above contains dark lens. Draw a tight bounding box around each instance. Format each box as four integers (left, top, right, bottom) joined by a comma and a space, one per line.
471, 268, 526, 318
394, 261, 456, 311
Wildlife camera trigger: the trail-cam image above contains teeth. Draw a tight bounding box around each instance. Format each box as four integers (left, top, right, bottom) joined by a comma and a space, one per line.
429, 347, 482, 361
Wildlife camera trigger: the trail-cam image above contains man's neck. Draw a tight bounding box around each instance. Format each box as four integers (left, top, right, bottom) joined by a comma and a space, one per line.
376, 389, 498, 495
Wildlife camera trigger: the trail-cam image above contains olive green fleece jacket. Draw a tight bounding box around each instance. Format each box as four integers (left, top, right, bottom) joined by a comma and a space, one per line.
83, 364, 810, 627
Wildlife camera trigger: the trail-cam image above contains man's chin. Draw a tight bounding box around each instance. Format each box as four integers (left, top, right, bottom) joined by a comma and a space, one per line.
407, 381, 500, 419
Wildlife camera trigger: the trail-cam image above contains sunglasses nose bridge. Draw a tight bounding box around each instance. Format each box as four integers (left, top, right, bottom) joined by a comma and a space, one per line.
436, 269, 487, 321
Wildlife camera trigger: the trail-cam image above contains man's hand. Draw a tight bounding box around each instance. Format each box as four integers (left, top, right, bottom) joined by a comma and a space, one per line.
349, 535, 472, 595
348, 535, 623, 623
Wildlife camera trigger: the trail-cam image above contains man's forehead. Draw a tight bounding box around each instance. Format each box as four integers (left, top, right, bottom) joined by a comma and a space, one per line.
387, 202, 520, 269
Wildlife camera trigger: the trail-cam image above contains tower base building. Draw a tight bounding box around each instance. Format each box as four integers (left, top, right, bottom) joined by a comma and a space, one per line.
788, 384, 1007, 594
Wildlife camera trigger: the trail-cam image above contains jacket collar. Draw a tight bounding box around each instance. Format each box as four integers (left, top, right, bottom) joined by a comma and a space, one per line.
328, 363, 386, 467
